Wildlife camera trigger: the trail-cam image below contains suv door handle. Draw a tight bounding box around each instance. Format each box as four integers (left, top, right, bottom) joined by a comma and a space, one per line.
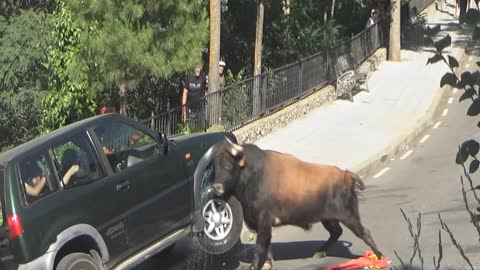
116, 180, 130, 192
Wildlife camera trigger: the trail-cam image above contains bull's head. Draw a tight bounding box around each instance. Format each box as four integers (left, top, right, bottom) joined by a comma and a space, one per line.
211, 137, 247, 197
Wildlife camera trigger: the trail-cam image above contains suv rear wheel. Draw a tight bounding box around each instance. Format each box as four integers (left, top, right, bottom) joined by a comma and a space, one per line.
56, 252, 100, 270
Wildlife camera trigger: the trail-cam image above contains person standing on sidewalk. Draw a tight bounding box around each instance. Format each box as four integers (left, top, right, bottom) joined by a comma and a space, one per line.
218, 60, 226, 90
182, 64, 208, 122
366, 9, 378, 29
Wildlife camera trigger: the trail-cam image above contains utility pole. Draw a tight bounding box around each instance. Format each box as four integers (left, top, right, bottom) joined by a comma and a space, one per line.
253, 0, 264, 115
208, 0, 221, 126
388, 0, 401, 61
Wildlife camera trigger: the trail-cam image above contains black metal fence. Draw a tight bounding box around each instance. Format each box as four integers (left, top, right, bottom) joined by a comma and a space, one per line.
142, 0, 434, 135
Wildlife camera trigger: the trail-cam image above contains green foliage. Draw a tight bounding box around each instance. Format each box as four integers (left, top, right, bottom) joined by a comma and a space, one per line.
207, 124, 225, 132
0, 90, 45, 152
52, 140, 81, 163
220, 0, 370, 76
0, 9, 50, 92
66, 0, 209, 103
41, 0, 96, 132
221, 69, 251, 129
276, 2, 343, 55
177, 121, 203, 135
0, 0, 55, 16
127, 72, 186, 120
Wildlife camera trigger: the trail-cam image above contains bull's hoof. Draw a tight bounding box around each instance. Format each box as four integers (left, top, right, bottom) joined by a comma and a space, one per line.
262, 259, 273, 270
249, 261, 272, 270
313, 251, 327, 259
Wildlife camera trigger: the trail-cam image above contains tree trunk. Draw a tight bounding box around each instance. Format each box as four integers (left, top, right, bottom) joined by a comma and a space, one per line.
208, 0, 222, 127
119, 79, 128, 116
388, 0, 401, 61
331, 0, 336, 19
253, 0, 264, 116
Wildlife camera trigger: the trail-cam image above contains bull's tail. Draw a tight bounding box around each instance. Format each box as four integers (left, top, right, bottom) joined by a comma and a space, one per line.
346, 170, 366, 191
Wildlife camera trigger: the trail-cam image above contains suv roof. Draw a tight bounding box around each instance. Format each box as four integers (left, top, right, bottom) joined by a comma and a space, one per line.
0, 113, 135, 165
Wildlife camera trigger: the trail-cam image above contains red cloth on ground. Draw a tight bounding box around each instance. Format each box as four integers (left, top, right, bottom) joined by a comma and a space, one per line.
325, 250, 391, 270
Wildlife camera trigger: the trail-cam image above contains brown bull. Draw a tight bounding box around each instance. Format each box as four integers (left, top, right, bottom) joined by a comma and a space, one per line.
210, 138, 383, 270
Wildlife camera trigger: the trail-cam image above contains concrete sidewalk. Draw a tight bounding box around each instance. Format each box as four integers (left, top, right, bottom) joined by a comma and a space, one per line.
254, 3, 472, 176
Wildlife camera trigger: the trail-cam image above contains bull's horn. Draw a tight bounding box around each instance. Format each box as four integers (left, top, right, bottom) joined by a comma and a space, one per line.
224, 137, 244, 155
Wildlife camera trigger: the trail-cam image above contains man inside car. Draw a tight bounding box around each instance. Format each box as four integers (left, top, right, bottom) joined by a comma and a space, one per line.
22, 161, 47, 197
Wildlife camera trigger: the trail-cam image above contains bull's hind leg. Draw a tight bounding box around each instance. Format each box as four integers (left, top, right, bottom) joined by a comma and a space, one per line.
341, 204, 383, 259
313, 220, 343, 258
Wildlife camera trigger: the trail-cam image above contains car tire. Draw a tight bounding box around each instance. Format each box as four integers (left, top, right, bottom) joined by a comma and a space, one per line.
194, 194, 244, 255
56, 252, 100, 270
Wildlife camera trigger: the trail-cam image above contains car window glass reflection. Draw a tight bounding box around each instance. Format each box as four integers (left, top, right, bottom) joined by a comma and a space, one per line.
94, 121, 159, 173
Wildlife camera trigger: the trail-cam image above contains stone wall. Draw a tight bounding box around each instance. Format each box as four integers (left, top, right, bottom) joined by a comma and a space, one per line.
232, 48, 387, 144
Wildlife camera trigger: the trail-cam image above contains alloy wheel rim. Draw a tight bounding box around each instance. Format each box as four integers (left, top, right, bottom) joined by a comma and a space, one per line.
202, 199, 233, 240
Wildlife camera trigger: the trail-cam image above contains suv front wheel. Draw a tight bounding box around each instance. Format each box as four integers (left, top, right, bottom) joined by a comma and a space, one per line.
56, 252, 100, 270
195, 195, 244, 255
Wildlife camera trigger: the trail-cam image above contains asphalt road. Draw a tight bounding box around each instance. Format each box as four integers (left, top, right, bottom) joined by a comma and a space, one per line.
135, 50, 480, 270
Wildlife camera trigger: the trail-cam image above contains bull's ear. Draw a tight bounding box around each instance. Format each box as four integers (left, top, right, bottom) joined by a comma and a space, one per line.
237, 154, 247, 168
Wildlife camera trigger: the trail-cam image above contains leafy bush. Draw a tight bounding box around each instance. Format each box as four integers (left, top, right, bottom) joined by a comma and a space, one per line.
221, 69, 252, 129
177, 121, 204, 135
0, 90, 45, 152
207, 124, 225, 133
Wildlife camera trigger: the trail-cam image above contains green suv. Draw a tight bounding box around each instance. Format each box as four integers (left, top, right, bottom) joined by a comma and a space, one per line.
0, 113, 244, 270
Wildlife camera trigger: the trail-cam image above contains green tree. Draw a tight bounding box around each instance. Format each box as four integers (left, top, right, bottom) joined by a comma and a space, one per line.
0, 9, 50, 92
41, 0, 96, 132
0, 0, 55, 16
65, 0, 209, 116
0, 90, 45, 152
220, 0, 374, 75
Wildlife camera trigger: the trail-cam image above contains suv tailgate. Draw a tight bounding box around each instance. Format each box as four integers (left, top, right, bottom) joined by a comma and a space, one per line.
0, 166, 18, 270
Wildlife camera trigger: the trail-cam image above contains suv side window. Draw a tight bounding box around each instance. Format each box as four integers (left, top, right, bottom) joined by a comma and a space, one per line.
94, 121, 160, 173
52, 132, 105, 187
19, 152, 56, 203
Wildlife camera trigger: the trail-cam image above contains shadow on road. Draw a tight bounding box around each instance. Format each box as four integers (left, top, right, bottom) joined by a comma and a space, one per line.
137, 237, 360, 270
268, 240, 359, 261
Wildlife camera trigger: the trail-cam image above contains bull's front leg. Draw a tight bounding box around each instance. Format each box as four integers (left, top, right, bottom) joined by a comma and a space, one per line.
250, 211, 273, 270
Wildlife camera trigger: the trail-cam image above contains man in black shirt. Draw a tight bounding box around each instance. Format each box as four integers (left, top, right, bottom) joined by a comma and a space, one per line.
182, 64, 208, 122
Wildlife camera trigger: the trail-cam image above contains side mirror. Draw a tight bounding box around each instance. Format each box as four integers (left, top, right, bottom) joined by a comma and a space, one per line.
159, 132, 169, 155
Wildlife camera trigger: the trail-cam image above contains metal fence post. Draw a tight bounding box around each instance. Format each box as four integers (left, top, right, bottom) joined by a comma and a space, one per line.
261, 74, 267, 112
298, 60, 303, 94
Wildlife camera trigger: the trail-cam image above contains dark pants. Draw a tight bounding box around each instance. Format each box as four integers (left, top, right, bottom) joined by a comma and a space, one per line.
459, 0, 468, 17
